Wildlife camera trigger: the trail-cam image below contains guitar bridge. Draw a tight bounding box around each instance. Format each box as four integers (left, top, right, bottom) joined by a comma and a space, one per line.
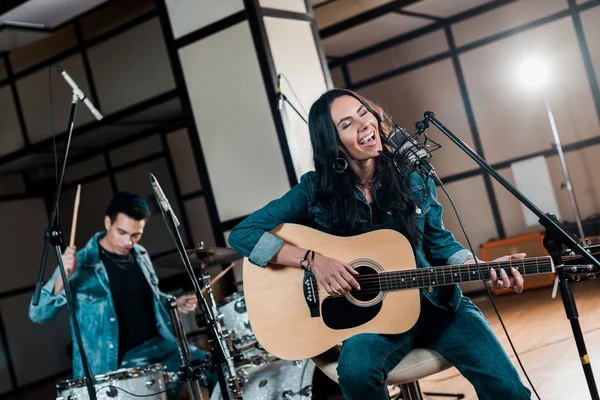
303, 270, 320, 318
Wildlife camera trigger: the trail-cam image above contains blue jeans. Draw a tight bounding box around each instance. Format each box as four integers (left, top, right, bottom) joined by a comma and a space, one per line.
120, 337, 217, 396
337, 297, 531, 400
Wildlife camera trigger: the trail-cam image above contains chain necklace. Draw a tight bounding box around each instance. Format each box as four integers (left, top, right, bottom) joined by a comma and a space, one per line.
357, 177, 376, 189
100, 246, 135, 270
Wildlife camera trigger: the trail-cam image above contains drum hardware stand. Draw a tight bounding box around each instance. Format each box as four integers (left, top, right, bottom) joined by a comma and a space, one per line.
166, 296, 207, 399
196, 256, 248, 394
149, 174, 243, 400
31, 92, 98, 400
417, 112, 600, 400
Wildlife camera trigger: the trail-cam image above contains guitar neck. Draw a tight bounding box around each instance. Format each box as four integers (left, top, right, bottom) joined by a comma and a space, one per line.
377, 256, 555, 292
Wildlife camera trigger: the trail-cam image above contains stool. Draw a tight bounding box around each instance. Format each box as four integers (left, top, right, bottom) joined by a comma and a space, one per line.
312, 347, 464, 400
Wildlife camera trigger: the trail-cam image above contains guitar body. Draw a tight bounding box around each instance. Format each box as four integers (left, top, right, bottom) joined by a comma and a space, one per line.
243, 224, 421, 360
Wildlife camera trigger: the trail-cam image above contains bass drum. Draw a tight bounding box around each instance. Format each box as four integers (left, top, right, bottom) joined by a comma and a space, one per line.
211, 359, 315, 400
56, 364, 169, 400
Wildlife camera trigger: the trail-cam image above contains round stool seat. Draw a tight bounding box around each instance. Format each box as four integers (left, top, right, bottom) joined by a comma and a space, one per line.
312, 347, 452, 385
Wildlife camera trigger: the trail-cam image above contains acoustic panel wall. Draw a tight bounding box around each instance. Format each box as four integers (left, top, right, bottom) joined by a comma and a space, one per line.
330, 66, 345, 88
80, 0, 156, 40
165, 0, 244, 39
0, 198, 55, 293
451, 0, 568, 47
436, 175, 498, 257
259, 0, 307, 13
0, 174, 26, 195
0, 328, 11, 394
348, 29, 448, 84
1, 292, 71, 386
59, 178, 113, 250
64, 155, 107, 184
264, 17, 329, 179
109, 135, 163, 168
459, 17, 600, 165
114, 159, 186, 255
167, 128, 202, 195
184, 196, 216, 249
0, 86, 24, 157
9, 25, 77, 73
87, 18, 175, 115
580, 5, 600, 86
357, 59, 479, 178
17, 54, 94, 144
178, 21, 290, 222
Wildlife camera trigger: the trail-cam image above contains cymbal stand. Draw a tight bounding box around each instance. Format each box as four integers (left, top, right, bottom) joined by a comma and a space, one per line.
166, 296, 206, 400
197, 258, 247, 395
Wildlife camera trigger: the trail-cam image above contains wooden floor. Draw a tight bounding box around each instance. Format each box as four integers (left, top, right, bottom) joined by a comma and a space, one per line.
420, 279, 600, 400
7, 279, 599, 399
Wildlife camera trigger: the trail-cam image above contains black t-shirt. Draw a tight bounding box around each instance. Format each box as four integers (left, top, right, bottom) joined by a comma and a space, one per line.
370, 201, 383, 226
100, 246, 159, 361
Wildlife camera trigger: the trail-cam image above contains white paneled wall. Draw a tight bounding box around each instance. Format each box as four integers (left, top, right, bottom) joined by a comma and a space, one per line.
264, 17, 328, 179
165, 0, 244, 39
178, 21, 290, 222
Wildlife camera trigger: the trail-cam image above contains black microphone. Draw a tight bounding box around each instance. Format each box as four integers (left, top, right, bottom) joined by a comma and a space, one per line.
387, 124, 440, 183
149, 173, 180, 226
276, 73, 283, 110
54, 64, 103, 121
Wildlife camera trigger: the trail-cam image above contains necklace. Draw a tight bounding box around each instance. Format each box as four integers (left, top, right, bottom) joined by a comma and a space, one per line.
357, 178, 375, 189
100, 247, 134, 270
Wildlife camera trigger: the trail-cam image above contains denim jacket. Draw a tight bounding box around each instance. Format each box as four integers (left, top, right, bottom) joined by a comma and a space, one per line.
228, 171, 473, 312
28, 232, 176, 378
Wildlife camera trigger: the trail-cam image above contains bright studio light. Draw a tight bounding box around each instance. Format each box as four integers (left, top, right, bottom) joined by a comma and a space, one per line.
519, 58, 550, 89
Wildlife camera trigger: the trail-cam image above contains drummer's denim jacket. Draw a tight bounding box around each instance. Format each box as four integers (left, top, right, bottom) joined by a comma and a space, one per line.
228, 171, 473, 312
28, 232, 176, 378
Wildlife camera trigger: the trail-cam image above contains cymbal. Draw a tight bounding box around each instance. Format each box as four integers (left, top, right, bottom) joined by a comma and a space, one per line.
154, 247, 242, 269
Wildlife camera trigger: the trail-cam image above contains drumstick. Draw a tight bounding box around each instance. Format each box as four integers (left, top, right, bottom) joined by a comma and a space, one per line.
69, 184, 81, 248
201, 263, 236, 294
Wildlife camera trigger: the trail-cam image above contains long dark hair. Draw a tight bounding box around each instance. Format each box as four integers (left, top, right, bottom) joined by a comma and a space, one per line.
308, 88, 420, 246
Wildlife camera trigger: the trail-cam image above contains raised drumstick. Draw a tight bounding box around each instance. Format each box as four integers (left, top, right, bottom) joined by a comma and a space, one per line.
69, 184, 81, 248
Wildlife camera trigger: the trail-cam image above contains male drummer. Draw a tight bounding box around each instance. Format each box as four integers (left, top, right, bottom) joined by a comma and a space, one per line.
29, 191, 215, 398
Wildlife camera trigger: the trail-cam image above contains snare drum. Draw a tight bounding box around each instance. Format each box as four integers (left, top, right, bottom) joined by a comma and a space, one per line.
56, 364, 169, 400
217, 291, 256, 349
211, 359, 316, 400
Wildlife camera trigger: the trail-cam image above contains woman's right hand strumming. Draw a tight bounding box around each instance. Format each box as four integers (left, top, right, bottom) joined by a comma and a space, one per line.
312, 253, 361, 295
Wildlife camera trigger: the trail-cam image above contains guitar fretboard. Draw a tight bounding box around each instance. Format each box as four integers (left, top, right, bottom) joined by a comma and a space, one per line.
375, 257, 554, 292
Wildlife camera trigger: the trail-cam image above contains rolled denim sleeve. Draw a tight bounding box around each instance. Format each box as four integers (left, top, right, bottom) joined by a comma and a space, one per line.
228, 172, 315, 267
29, 266, 69, 324
421, 177, 473, 266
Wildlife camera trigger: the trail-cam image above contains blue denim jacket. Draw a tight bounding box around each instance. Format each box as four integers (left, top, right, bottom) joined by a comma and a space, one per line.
228, 171, 473, 312
28, 232, 176, 378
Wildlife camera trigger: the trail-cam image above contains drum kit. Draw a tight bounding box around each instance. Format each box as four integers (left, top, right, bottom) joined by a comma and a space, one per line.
55, 244, 317, 400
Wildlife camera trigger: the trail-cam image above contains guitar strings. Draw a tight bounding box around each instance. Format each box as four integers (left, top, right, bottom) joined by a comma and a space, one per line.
311, 260, 555, 296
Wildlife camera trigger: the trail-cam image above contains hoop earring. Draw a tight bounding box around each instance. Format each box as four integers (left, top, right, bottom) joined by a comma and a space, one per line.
333, 157, 348, 174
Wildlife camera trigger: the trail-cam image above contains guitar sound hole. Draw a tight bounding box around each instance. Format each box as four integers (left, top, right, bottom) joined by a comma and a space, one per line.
351, 265, 380, 302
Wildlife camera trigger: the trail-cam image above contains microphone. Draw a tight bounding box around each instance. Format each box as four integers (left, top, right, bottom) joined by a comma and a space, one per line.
54, 64, 103, 121
387, 124, 440, 182
149, 173, 180, 226
276, 73, 283, 110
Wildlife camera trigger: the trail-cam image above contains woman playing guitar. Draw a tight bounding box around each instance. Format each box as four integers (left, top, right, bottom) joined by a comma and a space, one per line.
228, 89, 531, 399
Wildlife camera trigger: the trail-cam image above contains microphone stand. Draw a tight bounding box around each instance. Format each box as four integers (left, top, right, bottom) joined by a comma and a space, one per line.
31, 93, 97, 400
149, 174, 243, 400
277, 91, 307, 124
418, 111, 600, 400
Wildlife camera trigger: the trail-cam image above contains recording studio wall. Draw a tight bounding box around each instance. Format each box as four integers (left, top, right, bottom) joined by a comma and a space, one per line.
0, 0, 212, 392
326, 0, 600, 255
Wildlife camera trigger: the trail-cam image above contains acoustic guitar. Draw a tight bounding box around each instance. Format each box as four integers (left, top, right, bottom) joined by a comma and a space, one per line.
243, 224, 556, 360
